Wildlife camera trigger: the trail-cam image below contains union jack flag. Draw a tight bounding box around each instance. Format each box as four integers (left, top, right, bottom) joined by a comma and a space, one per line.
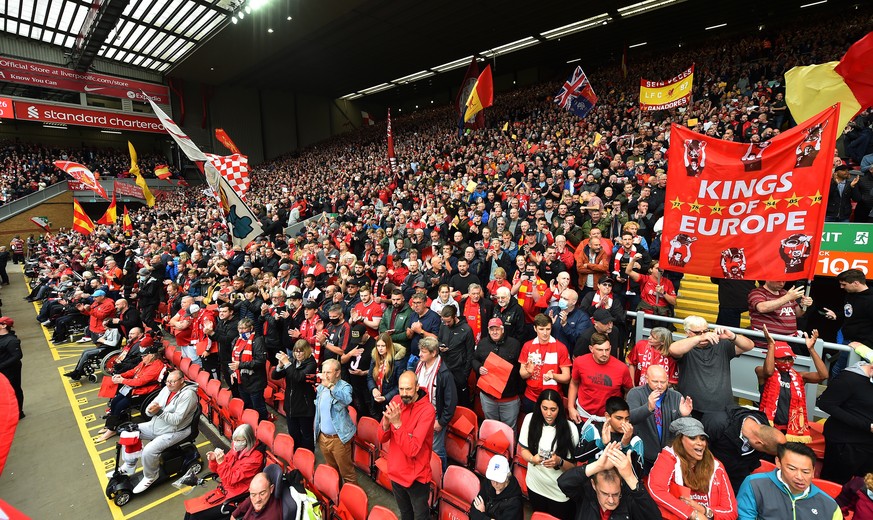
554, 66, 598, 119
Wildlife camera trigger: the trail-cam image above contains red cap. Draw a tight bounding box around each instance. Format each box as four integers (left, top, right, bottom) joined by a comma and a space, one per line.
773, 341, 796, 359
487, 318, 503, 328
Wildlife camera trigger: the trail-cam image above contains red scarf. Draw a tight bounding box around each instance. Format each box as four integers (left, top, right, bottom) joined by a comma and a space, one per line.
231, 334, 253, 383
759, 368, 811, 442
463, 298, 482, 343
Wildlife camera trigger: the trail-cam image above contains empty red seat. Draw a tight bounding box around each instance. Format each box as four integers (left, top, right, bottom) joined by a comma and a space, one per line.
313, 464, 340, 512
185, 362, 201, 380
353, 416, 381, 479
333, 482, 368, 520
812, 478, 842, 499
225, 398, 245, 437
368, 506, 398, 520
179, 356, 192, 374
428, 451, 442, 509
753, 460, 777, 474
438, 465, 479, 520
512, 443, 528, 498
241, 408, 260, 431
213, 388, 232, 430
257, 419, 276, 450
474, 419, 515, 477
293, 447, 316, 485
170, 349, 183, 368
269, 433, 294, 471
445, 406, 478, 467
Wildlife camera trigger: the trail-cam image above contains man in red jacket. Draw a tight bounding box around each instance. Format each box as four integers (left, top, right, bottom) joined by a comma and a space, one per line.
380, 371, 436, 520
77, 289, 116, 343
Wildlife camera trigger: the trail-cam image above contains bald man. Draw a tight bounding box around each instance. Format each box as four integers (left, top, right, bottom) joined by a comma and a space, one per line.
231, 472, 281, 520
699, 404, 788, 493
626, 365, 694, 473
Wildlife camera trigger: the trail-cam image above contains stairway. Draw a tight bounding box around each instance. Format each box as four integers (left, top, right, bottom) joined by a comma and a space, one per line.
674, 274, 751, 327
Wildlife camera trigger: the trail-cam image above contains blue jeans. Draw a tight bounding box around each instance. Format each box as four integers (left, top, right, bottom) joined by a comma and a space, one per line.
180, 344, 202, 367
240, 387, 268, 421
433, 424, 448, 472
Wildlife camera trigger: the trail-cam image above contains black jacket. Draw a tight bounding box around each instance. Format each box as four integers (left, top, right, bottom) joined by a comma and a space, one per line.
238, 335, 268, 393
558, 465, 662, 520
818, 367, 873, 446
421, 358, 457, 428
492, 298, 525, 341
209, 316, 240, 362
0, 333, 23, 376
700, 406, 770, 493
271, 355, 317, 417
473, 334, 522, 399
469, 475, 524, 520
137, 277, 161, 307
827, 177, 860, 221
437, 320, 475, 388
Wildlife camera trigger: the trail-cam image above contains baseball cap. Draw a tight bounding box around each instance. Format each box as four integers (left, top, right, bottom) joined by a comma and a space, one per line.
143, 345, 162, 356
92, 290, 106, 297
669, 417, 708, 439
487, 317, 503, 328
0, 317, 14, 327
350, 323, 369, 344
485, 455, 511, 483
593, 309, 614, 323
138, 268, 151, 276
773, 341, 796, 359
413, 280, 427, 288
598, 275, 615, 285
287, 287, 302, 299
834, 164, 849, 172
303, 300, 319, 309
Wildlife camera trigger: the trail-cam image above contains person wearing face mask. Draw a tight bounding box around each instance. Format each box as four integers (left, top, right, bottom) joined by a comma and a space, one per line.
271, 339, 317, 451
546, 288, 590, 350
184, 424, 265, 520
229, 319, 269, 421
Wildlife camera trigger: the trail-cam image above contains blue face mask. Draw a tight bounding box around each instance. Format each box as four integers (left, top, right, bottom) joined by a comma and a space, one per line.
240, 332, 251, 340
557, 299, 568, 310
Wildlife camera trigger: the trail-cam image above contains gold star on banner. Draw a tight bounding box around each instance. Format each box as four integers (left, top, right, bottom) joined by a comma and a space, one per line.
670, 197, 684, 210
708, 201, 725, 215
786, 192, 802, 207
763, 195, 781, 210
689, 199, 702, 213
808, 190, 823, 205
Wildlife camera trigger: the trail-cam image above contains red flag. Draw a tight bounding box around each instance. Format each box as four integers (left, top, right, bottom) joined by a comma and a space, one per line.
122, 207, 133, 233
387, 108, 397, 173
205, 154, 249, 200
456, 57, 485, 130
154, 164, 172, 180
660, 105, 838, 281
97, 191, 117, 225
215, 128, 241, 154
54, 161, 108, 199
834, 31, 873, 108
72, 199, 95, 234
463, 65, 494, 123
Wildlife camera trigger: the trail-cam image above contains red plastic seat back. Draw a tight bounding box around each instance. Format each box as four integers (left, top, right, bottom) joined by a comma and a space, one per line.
256, 419, 276, 449
292, 447, 315, 484
438, 465, 479, 520
313, 464, 340, 505
335, 483, 368, 520
241, 408, 260, 431
270, 433, 295, 470
368, 506, 398, 520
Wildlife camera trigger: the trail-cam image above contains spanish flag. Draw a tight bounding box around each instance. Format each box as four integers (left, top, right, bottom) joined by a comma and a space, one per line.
97, 191, 117, 225
72, 200, 94, 234
785, 31, 873, 133
154, 164, 171, 180
463, 65, 493, 123
128, 141, 155, 207
122, 207, 133, 234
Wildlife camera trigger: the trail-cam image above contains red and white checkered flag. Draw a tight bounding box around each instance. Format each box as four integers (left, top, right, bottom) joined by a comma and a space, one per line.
205, 153, 250, 201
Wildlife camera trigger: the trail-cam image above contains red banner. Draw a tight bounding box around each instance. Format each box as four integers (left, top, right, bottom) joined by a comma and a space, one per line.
0, 57, 170, 104
13, 101, 165, 133
0, 97, 12, 119
113, 181, 145, 199
660, 105, 838, 281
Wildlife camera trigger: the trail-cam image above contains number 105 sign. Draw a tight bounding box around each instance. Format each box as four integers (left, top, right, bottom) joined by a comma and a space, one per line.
817, 223, 872, 276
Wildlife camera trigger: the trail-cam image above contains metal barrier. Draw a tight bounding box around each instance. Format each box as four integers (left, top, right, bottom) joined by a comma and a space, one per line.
629, 311, 859, 420
0, 182, 69, 223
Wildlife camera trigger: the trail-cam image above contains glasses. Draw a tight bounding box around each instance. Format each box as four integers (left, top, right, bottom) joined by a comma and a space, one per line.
686, 329, 708, 335
292, 348, 305, 353
166, 378, 182, 384
595, 489, 622, 500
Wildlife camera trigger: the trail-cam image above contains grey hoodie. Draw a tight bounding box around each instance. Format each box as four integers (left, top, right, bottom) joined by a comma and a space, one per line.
144, 382, 200, 436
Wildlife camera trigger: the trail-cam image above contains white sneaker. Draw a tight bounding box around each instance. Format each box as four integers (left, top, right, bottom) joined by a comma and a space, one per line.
76, 337, 91, 343
107, 463, 135, 479
133, 476, 157, 494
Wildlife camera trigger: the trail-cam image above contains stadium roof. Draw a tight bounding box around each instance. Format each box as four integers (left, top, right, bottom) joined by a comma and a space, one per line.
1, 0, 858, 99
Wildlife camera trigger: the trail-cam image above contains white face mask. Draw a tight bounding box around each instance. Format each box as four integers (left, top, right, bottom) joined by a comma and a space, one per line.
232, 441, 246, 452
867, 488, 873, 501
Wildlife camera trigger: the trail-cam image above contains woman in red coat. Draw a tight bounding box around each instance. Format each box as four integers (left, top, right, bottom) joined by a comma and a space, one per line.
184, 423, 265, 519
648, 417, 738, 520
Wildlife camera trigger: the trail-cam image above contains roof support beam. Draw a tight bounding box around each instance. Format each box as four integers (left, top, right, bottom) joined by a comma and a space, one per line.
70, 0, 130, 72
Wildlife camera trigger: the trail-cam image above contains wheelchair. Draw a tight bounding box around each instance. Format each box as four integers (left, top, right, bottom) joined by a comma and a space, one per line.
82, 348, 122, 383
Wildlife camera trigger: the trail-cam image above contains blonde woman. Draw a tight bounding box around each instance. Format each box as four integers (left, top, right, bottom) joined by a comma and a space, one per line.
367, 332, 406, 418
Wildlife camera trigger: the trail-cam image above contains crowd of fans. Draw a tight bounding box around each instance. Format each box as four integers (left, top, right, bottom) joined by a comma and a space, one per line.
0, 141, 180, 205
4, 6, 873, 520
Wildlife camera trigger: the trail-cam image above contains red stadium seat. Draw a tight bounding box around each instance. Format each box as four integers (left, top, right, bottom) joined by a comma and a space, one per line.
333, 482, 368, 520
293, 447, 316, 485
256, 419, 276, 450
241, 408, 260, 431
313, 464, 340, 512
531, 513, 561, 520
474, 419, 514, 477
353, 416, 381, 479
170, 349, 183, 369
269, 433, 295, 471
179, 356, 191, 375
367, 506, 398, 520
163, 344, 174, 361
812, 478, 843, 499
437, 465, 479, 520
428, 451, 442, 509
225, 398, 245, 437
445, 406, 478, 467
185, 362, 201, 381
753, 460, 777, 474
213, 388, 232, 430
196, 371, 211, 414
374, 439, 392, 491
512, 443, 528, 498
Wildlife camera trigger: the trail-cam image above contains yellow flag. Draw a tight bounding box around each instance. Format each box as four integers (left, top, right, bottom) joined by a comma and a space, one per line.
593, 132, 603, 146
785, 61, 861, 133
501, 122, 509, 131
128, 141, 155, 207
